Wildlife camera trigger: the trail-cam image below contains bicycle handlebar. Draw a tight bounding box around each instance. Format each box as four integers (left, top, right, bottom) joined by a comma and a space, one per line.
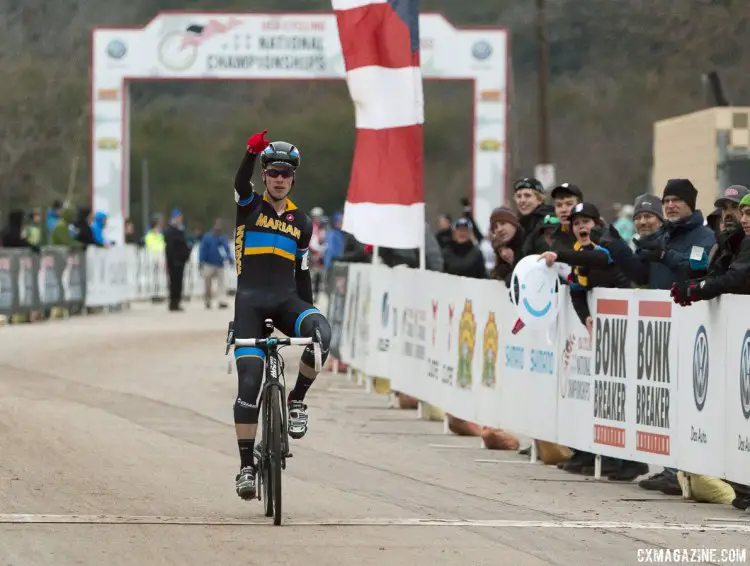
234, 337, 314, 347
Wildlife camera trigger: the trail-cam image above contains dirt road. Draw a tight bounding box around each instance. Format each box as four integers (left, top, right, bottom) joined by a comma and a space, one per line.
0, 303, 747, 565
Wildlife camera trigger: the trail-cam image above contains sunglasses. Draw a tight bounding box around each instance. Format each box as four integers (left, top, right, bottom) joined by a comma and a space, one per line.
265, 168, 294, 179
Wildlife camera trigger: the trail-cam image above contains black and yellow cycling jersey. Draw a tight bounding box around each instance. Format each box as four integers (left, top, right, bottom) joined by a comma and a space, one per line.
233, 152, 313, 303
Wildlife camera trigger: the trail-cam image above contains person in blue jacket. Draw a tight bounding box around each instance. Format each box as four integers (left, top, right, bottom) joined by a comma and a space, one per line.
323, 211, 344, 271
90, 211, 114, 247
199, 218, 231, 309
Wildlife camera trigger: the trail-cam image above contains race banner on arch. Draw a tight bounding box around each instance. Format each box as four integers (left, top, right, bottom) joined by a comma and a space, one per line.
92, 12, 508, 244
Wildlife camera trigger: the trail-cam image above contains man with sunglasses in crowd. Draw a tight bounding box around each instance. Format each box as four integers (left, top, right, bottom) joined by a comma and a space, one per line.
230, 129, 332, 500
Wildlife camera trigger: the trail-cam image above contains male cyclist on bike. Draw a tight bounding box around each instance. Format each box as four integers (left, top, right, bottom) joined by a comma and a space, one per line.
232, 129, 332, 500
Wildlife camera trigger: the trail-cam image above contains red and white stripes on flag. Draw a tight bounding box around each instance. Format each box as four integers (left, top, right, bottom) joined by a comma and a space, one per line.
332, 0, 425, 249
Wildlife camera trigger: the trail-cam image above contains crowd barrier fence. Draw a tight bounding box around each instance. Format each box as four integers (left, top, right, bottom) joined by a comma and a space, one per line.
0, 245, 237, 319
325, 261, 750, 485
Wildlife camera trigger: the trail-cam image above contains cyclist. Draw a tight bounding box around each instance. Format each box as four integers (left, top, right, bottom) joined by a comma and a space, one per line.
232, 129, 332, 500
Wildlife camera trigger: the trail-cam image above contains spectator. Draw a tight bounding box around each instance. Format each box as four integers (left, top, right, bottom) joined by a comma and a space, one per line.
199, 218, 230, 310
706, 185, 750, 276
164, 208, 191, 312
45, 200, 62, 243
442, 218, 486, 278
435, 213, 453, 249
613, 204, 636, 245
487, 207, 524, 285
186, 224, 203, 248
73, 207, 97, 248
549, 182, 583, 251
636, 179, 716, 284
540, 202, 645, 481
706, 207, 722, 235
605, 194, 672, 288
423, 222, 444, 272
49, 205, 83, 249
513, 177, 554, 257
144, 216, 166, 254
323, 212, 345, 271
1, 209, 35, 250
91, 211, 113, 247
671, 192, 750, 305
22, 209, 42, 247
124, 218, 141, 246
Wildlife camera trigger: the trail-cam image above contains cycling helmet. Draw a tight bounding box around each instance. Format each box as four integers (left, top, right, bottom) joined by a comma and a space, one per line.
310, 206, 324, 218
260, 141, 301, 170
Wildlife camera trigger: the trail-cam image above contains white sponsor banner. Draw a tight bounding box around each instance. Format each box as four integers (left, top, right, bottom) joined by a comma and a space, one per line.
723, 295, 750, 484
556, 290, 595, 452
676, 301, 726, 477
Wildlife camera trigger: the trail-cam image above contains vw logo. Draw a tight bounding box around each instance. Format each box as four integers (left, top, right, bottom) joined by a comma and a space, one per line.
106, 39, 127, 60
741, 330, 750, 419
692, 326, 709, 411
381, 292, 389, 327
472, 40, 493, 61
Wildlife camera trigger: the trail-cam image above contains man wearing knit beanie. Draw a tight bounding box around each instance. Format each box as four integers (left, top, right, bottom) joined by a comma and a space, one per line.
632, 178, 715, 288
661, 178, 698, 220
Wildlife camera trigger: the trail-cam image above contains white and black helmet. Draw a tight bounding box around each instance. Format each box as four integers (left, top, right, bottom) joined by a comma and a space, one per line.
260, 141, 301, 170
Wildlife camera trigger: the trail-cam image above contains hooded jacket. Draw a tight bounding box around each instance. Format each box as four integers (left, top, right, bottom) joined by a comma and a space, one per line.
50, 206, 83, 249
91, 211, 109, 246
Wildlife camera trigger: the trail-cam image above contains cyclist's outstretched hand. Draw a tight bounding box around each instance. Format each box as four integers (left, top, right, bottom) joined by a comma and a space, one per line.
247, 130, 270, 154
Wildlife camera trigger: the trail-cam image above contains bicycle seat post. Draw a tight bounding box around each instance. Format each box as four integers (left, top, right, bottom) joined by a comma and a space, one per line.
263, 318, 274, 338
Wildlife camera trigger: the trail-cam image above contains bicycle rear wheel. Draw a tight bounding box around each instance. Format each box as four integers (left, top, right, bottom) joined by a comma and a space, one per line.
269, 383, 283, 526
262, 393, 273, 518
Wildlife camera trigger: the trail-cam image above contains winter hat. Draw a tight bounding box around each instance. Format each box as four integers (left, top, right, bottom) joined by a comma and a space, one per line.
633, 194, 664, 222
662, 178, 698, 211
513, 177, 544, 194
489, 206, 521, 229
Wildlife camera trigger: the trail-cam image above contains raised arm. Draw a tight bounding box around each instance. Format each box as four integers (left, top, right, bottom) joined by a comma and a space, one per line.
235, 130, 270, 207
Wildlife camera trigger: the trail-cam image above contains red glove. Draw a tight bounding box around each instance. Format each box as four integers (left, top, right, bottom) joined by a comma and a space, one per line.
363, 244, 374, 254
246, 130, 269, 154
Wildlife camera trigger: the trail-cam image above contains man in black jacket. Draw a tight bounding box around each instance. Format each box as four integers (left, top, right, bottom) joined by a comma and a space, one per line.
706, 185, 749, 276
442, 218, 486, 278
513, 177, 555, 257
164, 208, 192, 312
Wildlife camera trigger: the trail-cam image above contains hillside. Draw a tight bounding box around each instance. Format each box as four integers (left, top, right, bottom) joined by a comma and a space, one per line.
2, 0, 748, 228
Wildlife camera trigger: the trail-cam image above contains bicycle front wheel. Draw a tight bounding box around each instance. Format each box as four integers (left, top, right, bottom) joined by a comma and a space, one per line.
269, 384, 284, 526
262, 392, 274, 518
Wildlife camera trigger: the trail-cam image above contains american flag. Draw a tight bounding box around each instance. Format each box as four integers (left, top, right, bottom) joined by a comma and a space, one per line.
331, 0, 425, 249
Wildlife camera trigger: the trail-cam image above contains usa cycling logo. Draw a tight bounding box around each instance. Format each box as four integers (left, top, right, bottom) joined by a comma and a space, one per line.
692, 325, 708, 411
741, 330, 750, 419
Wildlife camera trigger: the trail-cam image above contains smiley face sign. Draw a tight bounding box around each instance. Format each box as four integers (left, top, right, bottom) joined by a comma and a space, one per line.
509, 254, 561, 330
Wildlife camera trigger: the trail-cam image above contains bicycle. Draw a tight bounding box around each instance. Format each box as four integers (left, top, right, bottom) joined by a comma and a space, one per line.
226, 318, 322, 526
